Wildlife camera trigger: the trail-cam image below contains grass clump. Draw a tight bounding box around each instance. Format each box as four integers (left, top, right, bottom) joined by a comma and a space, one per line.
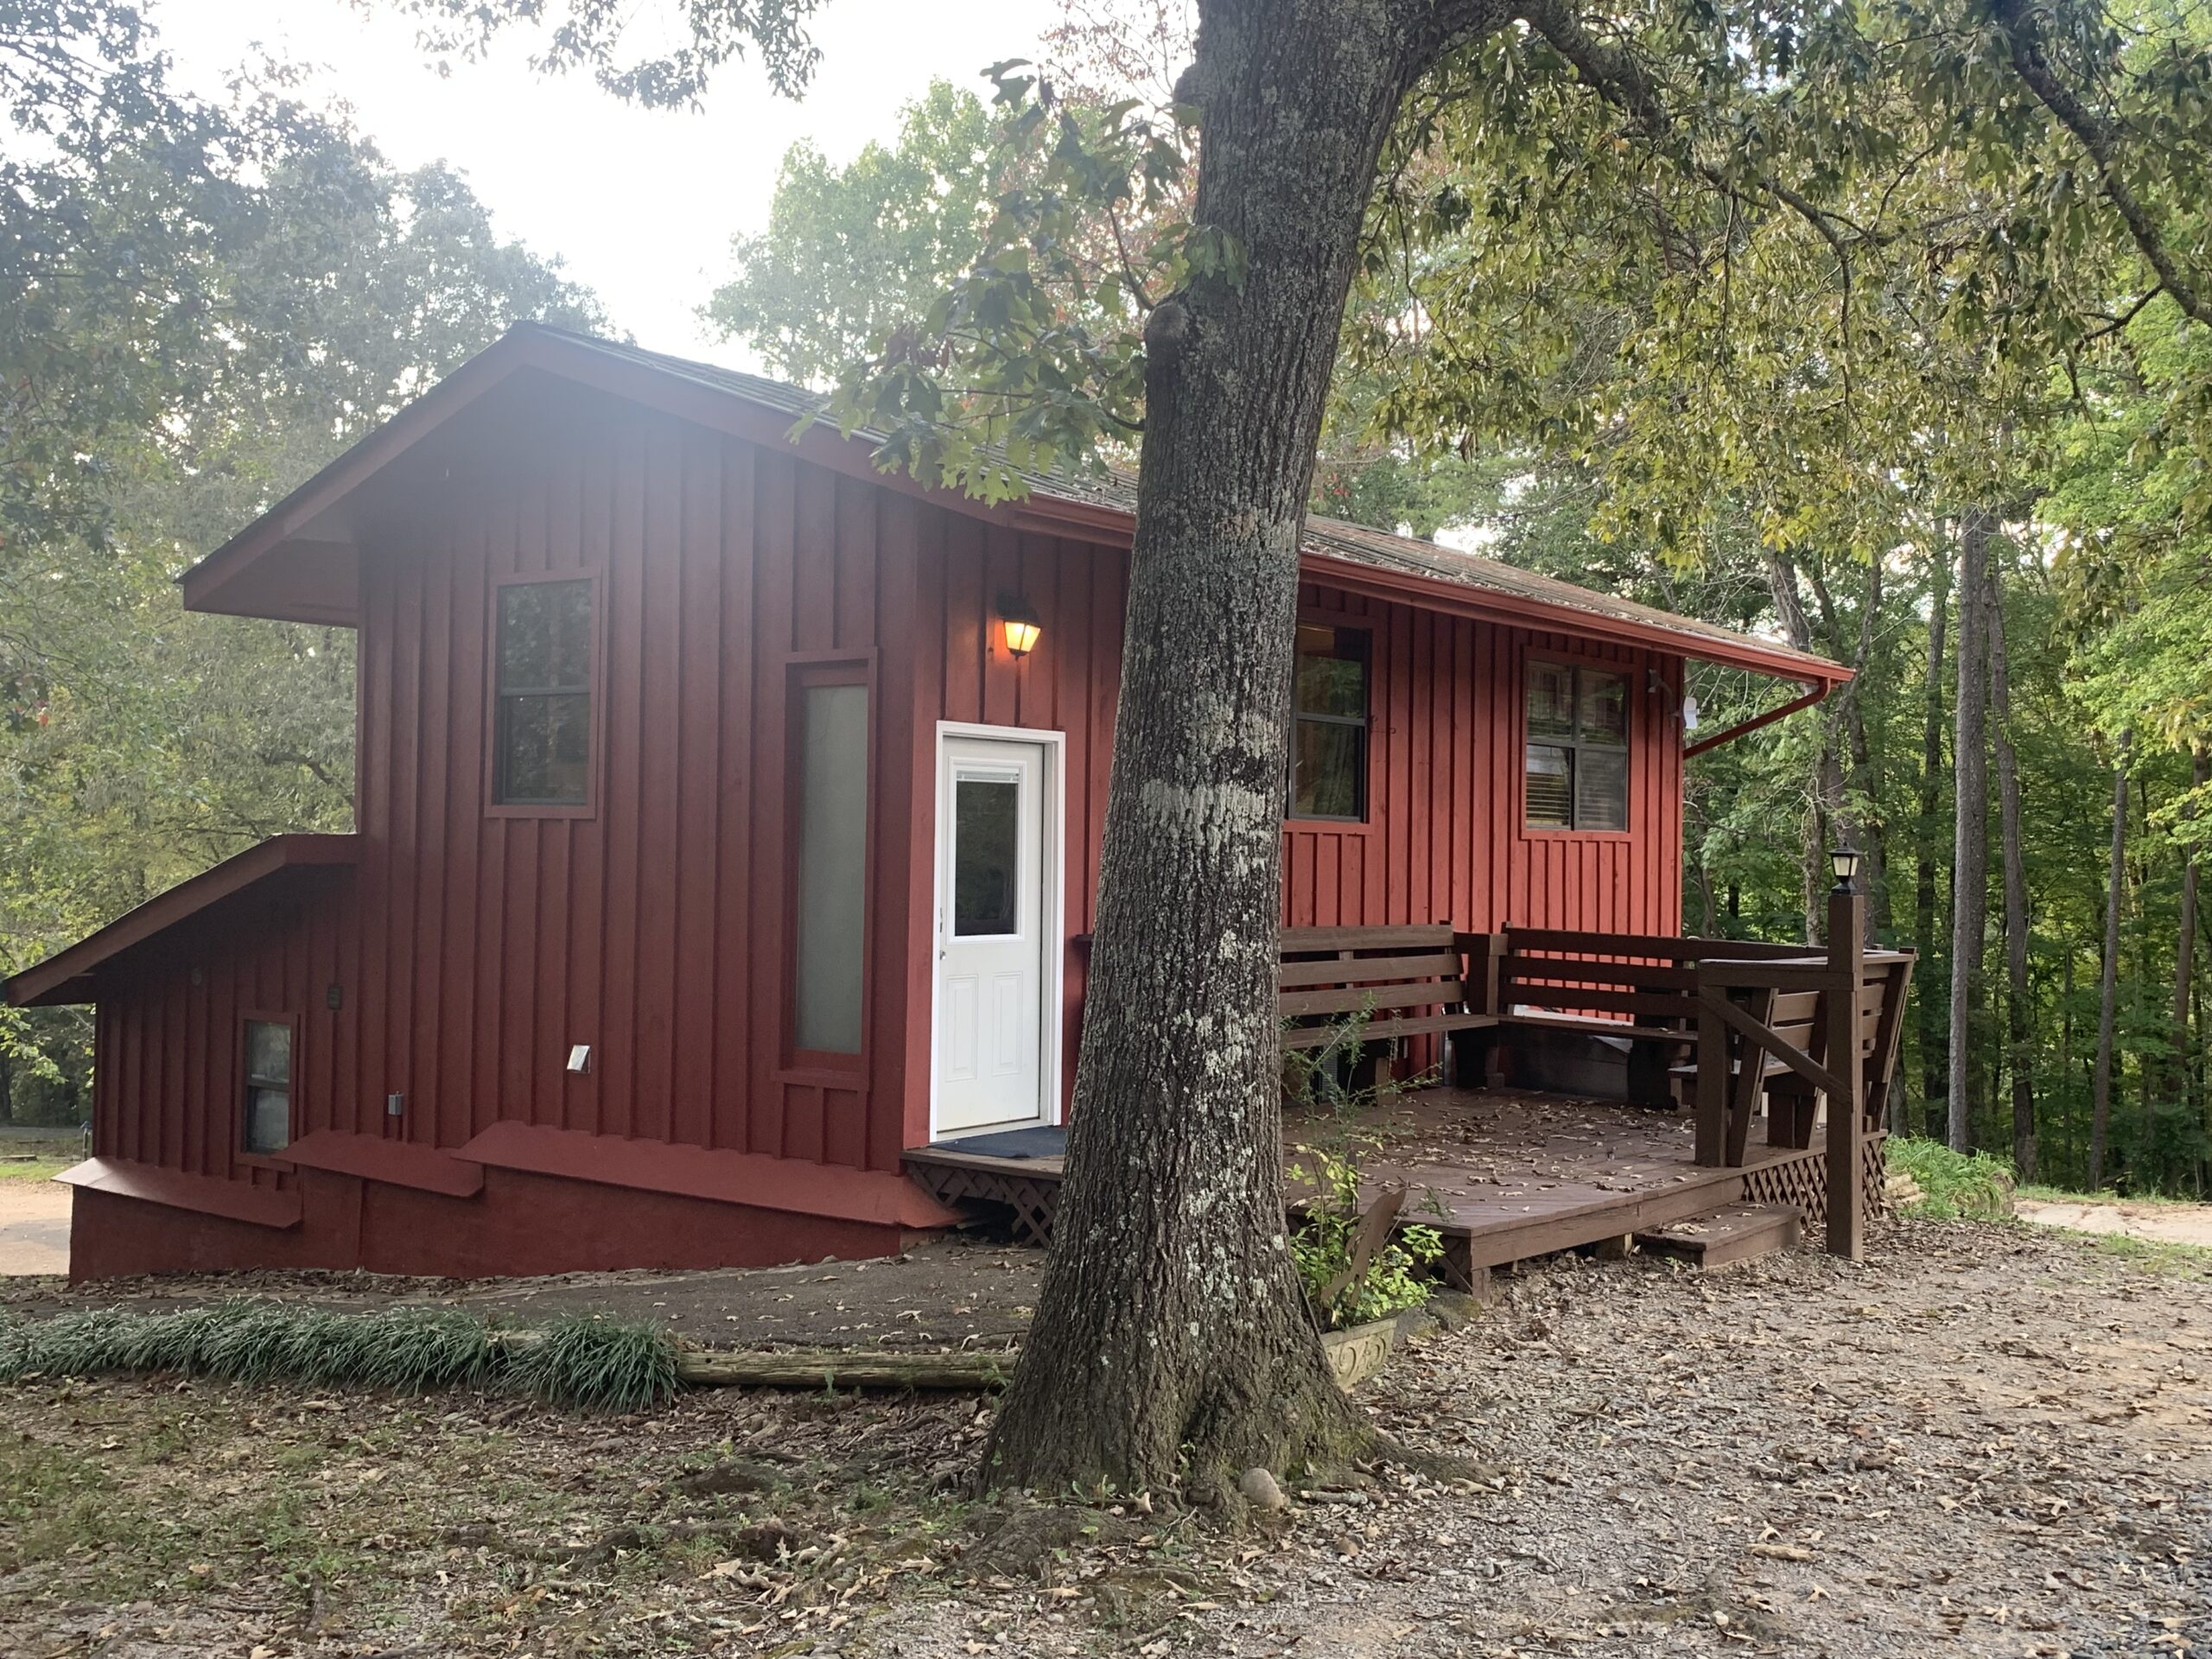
0, 1300, 678, 1412
1885, 1137, 2018, 1220
505, 1315, 679, 1414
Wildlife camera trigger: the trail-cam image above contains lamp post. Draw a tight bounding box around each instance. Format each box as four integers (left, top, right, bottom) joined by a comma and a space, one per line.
1829, 843, 1864, 894
1825, 843, 1867, 1259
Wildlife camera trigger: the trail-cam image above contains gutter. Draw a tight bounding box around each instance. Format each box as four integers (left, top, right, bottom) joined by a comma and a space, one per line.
1682, 679, 1836, 760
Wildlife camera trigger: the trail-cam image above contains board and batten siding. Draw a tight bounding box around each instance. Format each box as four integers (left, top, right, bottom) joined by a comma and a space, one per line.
84, 385, 1684, 1234
1281, 582, 1684, 943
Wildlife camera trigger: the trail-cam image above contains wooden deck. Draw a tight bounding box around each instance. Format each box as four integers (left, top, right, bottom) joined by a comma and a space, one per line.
905, 1089, 1869, 1281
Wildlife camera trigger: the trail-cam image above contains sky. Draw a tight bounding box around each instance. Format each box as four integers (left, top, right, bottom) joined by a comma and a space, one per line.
152, 0, 1054, 368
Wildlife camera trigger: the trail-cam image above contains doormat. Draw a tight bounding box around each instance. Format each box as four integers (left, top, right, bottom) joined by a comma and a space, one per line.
930, 1125, 1067, 1160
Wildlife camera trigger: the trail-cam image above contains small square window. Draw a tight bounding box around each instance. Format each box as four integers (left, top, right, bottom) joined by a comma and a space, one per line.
242, 1020, 292, 1154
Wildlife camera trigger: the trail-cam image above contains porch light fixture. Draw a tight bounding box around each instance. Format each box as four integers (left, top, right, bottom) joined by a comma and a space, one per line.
1829, 843, 1864, 893
997, 592, 1041, 658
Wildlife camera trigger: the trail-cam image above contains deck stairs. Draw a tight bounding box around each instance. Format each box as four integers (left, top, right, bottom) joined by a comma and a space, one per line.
1633, 1202, 1803, 1268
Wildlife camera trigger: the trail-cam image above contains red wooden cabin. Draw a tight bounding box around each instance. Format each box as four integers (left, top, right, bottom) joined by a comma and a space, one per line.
7, 326, 1848, 1280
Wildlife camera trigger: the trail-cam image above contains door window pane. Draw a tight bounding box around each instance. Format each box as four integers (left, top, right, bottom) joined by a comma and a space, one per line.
954, 777, 1020, 936
793, 682, 868, 1054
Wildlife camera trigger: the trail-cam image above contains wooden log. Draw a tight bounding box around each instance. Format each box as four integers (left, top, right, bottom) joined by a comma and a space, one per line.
666, 1333, 1397, 1395
674, 1348, 1017, 1390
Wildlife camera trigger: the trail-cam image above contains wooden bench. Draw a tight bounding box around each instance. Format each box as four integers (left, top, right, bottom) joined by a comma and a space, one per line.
1478, 928, 1813, 1105
1691, 951, 1916, 1160
1277, 925, 1499, 1065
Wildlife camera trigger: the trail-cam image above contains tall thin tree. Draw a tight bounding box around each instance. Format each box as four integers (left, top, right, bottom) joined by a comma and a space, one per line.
2089, 729, 2132, 1190
1984, 543, 2035, 1178
1916, 539, 1952, 1130
1948, 511, 1993, 1151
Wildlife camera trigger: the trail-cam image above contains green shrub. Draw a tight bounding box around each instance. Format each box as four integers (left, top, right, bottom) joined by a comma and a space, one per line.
1289, 1144, 1446, 1329
0, 1300, 675, 1412
1885, 1137, 2018, 1220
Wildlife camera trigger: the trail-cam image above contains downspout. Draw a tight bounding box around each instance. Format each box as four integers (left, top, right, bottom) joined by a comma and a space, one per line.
1681, 678, 1837, 760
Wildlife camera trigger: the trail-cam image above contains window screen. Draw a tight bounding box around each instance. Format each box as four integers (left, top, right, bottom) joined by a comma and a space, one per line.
1526, 663, 1629, 831
493, 579, 593, 806
792, 680, 869, 1054
1290, 624, 1370, 820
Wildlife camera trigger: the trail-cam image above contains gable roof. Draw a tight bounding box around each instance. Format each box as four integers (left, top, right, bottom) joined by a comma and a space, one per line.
180, 322, 1847, 685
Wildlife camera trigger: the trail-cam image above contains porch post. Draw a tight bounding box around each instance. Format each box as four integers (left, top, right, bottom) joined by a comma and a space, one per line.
1693, 963, 1726, 1167
1824, 886, 1867, 1258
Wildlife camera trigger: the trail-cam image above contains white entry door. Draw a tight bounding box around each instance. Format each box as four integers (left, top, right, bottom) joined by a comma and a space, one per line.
934, 732, 1054, 1136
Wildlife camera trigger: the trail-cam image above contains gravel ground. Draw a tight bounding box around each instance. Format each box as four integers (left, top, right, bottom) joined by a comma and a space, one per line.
3, 1217, 2205, 1658
0, 1178, 69, 1275
861, 1217, 2212, 1659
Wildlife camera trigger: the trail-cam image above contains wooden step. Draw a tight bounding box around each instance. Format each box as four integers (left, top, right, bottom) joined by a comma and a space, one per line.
1635, 1202, 1802, 1268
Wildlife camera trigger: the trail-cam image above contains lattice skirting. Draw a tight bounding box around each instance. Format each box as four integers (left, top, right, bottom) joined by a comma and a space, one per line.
1741, 1152, 1827, 1223
1739, 1133, 1890, 1228
905, 1162, 1060, 1246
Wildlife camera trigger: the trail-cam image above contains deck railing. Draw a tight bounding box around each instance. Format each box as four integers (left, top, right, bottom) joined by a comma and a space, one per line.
1461, 884, 1913, 1261
1690, 888, 1914, 1260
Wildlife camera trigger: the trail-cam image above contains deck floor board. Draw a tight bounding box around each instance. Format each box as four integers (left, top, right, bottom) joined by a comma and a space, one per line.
905, 1088, 1830, 1262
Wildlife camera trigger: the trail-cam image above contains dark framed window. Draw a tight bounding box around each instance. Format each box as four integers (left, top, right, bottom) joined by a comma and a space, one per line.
1290, 624, 1370, 821
1526, 660, 1630, 831
493, 577, 594, 807
788, 663, 871, 1058
241, 1017, 294, 1155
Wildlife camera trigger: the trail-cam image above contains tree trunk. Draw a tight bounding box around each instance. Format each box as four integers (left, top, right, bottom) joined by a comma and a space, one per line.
1948, 511, 1992, 1152
982, 0, 1505, 1498
2174, 747, 2206, 1106
1764, 549, 1833, 944
1916, 539, 1952, 1131
2089, 729, 2132, 1191
1984, 549, 2034, 1179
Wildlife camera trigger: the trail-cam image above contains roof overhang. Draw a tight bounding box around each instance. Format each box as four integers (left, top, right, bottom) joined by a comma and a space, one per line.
1297, 556, 1849, 686
5, 834, 359, 1007
181, 322, 1848, 688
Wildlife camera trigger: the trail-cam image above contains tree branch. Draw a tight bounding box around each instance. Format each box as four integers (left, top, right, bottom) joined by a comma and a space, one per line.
1983, 0, 2211, 327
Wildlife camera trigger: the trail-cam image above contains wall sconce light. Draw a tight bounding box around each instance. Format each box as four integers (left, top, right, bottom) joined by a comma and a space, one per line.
1649, 666, 1700, 733
1829, 843, 1864, 894
996, 592, 1041, 658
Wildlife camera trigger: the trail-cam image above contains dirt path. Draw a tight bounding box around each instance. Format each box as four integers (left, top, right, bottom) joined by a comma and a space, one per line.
2, 1218, 2206, 1658
0, 1179, 68, 1275
2019, 1194, 2212, 1249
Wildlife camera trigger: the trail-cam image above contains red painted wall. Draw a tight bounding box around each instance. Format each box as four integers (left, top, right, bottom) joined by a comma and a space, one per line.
78, 378, 1681, 1276
1282, 583, 1683, 941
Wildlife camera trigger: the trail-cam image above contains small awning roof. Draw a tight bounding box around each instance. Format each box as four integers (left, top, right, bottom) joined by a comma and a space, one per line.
179, 323, 1848, 687
5, 835, 359, 1007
